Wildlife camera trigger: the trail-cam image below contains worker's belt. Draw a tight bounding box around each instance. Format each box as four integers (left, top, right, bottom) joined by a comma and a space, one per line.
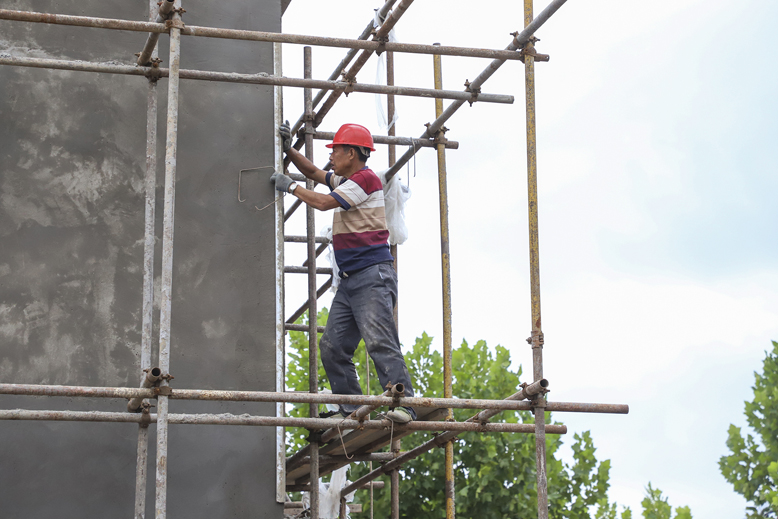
340, 261, 393, 279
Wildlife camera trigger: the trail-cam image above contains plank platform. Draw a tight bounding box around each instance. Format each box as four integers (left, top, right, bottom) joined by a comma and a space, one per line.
286, 407, 447, 486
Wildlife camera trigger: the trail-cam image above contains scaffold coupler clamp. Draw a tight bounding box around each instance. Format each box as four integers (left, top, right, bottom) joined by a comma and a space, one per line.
165, 11, 186, 32
517, 36, 550, 63
340, 72, 357, 97
374, 35, 390, 56
140, 401, 153, 428
526, 331, 544, 349
464, 79, 480, 106
303, 112, 316, 134
145, 58, 163, 82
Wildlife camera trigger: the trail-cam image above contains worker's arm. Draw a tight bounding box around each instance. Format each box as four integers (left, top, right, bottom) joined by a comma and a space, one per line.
279, 120, 328, 186
290, 185, 341, 211
271, 171, 340, 212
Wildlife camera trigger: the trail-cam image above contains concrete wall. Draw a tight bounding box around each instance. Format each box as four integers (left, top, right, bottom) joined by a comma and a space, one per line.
0, 1, 283, 517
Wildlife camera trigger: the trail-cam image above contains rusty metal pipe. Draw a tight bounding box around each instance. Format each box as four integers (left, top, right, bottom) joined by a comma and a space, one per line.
291, 454, 397, 464
284, 266, 332, 275
0, 8, 531, 61
312, 131, 459, 149
273, 39, 287, 504
285, 235, 330, 243
136, 0, 175, 66
0, 56, 513, 104
433, 46, 456, 519
0, 409, 567, 434
0, 384, 628, 414
303, 46, 320, 519
128, 367, 163, 412
289, 481, 384, 493
285, 324, 326, 333
155, 2, 183, 516
1, 382, 613, 413
135, 3, 160, 514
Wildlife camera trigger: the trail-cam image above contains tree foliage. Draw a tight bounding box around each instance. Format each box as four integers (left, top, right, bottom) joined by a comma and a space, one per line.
720, 340, 778, 518
285, 309, 692, 518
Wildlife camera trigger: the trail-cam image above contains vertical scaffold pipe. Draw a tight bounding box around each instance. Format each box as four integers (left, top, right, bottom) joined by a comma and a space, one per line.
304, 46, 320, 519
391, 438, 401, 519
384, 48, 398, 519
433, 43, 455, 519
523, 0, 548, 518
155, 1, 182, 518
135, 2, 159, 515
387, 49, 399, 330
273, 40, 287, 504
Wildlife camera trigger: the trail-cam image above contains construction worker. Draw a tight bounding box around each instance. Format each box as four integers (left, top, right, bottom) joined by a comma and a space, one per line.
272, 121, 416, 423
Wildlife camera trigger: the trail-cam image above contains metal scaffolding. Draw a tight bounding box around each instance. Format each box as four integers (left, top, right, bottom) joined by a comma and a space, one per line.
0, 1, 629, 518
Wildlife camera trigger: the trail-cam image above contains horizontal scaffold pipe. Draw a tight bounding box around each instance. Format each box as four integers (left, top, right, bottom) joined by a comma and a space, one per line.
285, 235, 331, 244
385, 0, 570, 181
0, 9, 529, 61
0, 56, 512, 104
312, 131, 459, 150
0, 382, 628, 414
0, 409, 568, 434
285, 323, 326, 333
284, 266, 333, 275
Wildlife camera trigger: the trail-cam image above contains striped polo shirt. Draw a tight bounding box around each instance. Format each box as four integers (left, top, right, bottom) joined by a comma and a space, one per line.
326, 167, 394, 273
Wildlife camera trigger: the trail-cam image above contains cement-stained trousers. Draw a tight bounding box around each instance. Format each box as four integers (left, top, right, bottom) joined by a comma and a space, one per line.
320, 261, 416, 418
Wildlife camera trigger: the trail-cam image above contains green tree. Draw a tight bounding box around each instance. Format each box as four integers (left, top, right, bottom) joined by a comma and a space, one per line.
720, 341, 778, 518
638, 483, 692, 519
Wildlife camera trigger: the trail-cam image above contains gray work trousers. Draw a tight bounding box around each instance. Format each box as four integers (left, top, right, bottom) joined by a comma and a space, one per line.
320, 262, 416, 418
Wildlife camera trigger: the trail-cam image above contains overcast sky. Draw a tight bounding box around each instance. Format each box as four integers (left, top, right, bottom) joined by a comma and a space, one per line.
280, 0, 778, 516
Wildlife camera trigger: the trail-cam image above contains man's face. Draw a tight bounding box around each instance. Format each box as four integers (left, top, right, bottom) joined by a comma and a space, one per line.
328, 144, 352, 174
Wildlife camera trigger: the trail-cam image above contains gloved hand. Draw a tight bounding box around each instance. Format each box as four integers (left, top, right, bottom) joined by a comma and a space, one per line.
279, 119, 292, 152
270, 170, 296, 193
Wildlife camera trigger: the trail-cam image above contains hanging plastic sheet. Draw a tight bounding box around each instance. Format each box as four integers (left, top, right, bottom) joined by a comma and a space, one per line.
374, 10, 399, 132
379, 169, 411, 245
300, 466, 355, 519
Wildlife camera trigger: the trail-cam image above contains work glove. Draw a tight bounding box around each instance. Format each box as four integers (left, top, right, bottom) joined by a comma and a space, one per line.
279, 119, 292, 152
270, 170, 296, 193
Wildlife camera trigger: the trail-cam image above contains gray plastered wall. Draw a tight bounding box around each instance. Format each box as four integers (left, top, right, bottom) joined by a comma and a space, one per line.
0, 1, 283, 517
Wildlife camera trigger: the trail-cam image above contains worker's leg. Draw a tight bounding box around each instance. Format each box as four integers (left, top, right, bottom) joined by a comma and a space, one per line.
320, 278, 363, 415
350, 262, 416, 419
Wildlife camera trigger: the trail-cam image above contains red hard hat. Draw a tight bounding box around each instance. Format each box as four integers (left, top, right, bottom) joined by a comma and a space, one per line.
326, 123, 376, 151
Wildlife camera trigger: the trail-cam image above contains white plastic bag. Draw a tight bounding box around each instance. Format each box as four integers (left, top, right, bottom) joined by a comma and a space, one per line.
379, 170, 411, 245
374, 10, 399, 132
304, 466, 355, 519
321, 225, 340, 293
